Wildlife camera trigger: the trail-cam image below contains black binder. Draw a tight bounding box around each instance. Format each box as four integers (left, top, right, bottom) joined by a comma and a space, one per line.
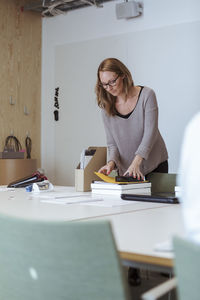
121, 192, 179, 204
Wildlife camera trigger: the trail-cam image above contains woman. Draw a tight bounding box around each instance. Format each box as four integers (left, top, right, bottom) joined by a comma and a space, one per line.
95, 58, 168, 180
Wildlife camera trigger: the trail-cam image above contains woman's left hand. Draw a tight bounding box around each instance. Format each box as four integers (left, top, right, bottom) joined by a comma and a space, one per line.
124, 155, 144, 180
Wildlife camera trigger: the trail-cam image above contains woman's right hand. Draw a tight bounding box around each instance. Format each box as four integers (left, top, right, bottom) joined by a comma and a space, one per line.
98, 160, 115, 175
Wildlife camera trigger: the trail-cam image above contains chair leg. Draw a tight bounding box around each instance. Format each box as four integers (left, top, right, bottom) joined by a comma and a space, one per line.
128, 267, 142, 286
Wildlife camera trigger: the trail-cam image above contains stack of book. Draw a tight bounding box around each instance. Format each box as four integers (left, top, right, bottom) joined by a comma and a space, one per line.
91, 181, 151, 195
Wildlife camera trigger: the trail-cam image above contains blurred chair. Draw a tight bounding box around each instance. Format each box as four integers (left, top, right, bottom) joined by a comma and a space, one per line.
142, 236, 200, 300
0, 214, 131, 300
147, 172, 177, 193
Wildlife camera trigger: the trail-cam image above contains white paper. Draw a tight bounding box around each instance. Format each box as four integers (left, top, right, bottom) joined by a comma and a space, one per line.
154, 240, 173, 252
83, 197, 136, 207
0, 187, 15, 192
40, 194, 103, 205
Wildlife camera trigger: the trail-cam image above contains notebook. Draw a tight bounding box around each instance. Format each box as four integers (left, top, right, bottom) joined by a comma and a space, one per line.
121, 192, 179, 204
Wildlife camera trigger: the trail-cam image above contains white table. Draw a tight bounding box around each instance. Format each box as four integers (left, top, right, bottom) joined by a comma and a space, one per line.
0, 186, 169, 221
0, 186, 184, 272
91, 205, 185, 272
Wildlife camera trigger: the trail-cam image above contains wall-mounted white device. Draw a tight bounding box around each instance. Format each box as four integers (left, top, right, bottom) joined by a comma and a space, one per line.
116, 1, 143, 19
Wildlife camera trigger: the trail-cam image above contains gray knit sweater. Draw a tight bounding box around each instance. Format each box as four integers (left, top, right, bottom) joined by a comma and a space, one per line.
101, 86, 168, 175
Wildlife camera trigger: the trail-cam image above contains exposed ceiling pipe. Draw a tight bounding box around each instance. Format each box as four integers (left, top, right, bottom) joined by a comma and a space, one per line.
23, 0, 112, 17
42, 0, 69, 17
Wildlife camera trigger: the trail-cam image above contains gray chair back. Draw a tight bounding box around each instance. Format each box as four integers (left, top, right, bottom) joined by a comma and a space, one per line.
173, 236, 200, 300
0, 214, 130, 300
147, 172, 177, 193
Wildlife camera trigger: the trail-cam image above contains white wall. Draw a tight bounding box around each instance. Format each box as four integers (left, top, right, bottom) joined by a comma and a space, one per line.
42, 0, 200, 185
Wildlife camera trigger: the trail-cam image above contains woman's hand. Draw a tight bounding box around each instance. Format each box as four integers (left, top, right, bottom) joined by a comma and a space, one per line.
98, 160, 115, 175
124, 155, 144, 180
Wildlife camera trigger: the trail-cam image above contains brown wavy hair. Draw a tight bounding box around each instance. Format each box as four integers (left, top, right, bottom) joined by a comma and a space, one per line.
95, 58, 134, 116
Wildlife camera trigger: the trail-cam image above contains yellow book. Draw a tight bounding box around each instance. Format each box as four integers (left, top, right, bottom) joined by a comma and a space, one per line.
94, 172, 148, 184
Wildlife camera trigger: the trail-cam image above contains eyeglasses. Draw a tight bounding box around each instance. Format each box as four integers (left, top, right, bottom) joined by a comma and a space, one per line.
99, 74, 120, 89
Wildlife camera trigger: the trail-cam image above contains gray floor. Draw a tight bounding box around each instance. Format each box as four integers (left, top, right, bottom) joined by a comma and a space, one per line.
125, 268, 177, 300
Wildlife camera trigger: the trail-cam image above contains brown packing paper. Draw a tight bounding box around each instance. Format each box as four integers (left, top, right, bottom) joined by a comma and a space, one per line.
75, 147, 107, 192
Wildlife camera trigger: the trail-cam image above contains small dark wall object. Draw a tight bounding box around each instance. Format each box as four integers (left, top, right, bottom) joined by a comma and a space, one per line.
54, 87, 60, 121
54, 87, 60, 109
54, 110, 59, 121
25, 136, 32, 159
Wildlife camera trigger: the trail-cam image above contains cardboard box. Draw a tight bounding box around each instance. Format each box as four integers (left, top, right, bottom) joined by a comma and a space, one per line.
0, 159, 37, 185
75, 146, 107, 192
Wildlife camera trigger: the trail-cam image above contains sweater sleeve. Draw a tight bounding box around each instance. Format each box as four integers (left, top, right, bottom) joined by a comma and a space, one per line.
101, 111, 120, 167
135, 89, 159, 160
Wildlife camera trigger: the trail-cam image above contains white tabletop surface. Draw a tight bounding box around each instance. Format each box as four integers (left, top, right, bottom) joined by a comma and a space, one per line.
91, 205, 185, 260
0, 186, 171, 221
0, 186, 184, 267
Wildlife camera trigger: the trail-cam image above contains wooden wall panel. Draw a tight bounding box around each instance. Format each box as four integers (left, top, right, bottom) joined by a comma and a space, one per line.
0, 0, 41, 165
